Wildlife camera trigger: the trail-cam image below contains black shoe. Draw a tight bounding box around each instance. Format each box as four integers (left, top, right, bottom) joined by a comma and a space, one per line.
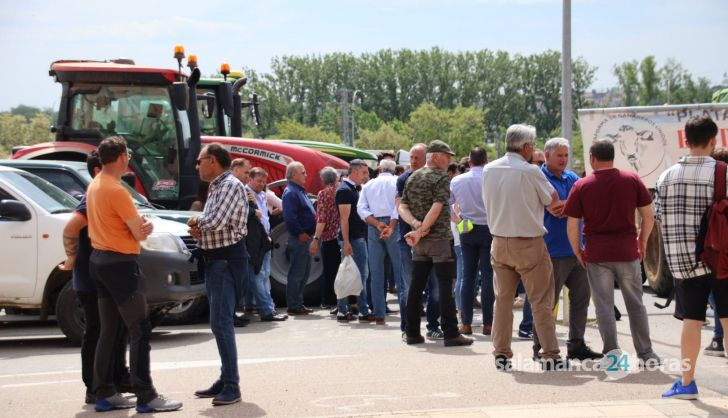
234, 316, 250, 327
567, 341, 604, 361
261, 313, 288, 321
85, 391, 95, 405
444, 335, 475, 347
287, 307, 310, 315
495, 355, 512, 371
336, 313, 354, 322
212, 385, 241, 406
403, 333, 425, 345
302, 305, 314, 313
385, 306, 398, 314
195, 380, 224, 398
540, 357, 570, 371
329, 306, 339, 315
358, 313, 375, 323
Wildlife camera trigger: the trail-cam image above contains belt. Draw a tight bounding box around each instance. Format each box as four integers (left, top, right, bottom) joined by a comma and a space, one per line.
492, 235, 542, 240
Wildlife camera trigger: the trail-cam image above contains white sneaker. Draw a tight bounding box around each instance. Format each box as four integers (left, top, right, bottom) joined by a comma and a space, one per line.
95, 393, 135, 412
136, 395, 182, 413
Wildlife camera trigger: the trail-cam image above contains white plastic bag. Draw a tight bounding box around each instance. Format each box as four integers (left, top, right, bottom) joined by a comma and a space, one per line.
334, 255, 362, 298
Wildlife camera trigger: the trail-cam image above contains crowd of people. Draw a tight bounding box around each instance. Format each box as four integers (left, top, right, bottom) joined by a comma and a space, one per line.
61, 115, 727, 412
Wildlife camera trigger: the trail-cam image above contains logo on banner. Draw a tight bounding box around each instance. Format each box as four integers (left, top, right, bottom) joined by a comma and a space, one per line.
593, 114, 668, 178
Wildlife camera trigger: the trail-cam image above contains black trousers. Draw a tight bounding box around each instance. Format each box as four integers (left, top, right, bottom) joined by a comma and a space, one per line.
90, 257, 157, 403
320, 239, 340, 306
406, 261, 459, 339
76, 290, 129, 394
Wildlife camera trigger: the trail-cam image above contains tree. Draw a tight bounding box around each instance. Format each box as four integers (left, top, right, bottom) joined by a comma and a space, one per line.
0, 112, 54, 157
639, 56, 660, 105
269, 118, 340, 143
356, 124, 410, 151
613, 61, 640, 106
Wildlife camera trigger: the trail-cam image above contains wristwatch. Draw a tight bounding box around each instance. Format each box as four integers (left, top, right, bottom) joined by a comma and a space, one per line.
312, 236, 319, 241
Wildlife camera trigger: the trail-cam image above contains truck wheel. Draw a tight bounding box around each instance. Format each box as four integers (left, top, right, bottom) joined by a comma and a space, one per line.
55, 282, 84, 346
161, 296, 208, 325
643, 224, 674, 297
269, 223, 324, 307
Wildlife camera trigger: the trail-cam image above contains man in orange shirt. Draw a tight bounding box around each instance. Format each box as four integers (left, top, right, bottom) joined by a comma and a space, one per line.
86, 136, 182, 413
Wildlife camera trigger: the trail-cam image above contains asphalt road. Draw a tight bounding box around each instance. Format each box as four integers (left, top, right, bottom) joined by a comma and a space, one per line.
1, 287, 726, 417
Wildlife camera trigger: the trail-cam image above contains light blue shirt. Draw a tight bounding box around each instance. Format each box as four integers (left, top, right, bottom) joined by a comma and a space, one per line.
450, 166, 488, 225
357, 172, 399, 221
246, 184, 271, 234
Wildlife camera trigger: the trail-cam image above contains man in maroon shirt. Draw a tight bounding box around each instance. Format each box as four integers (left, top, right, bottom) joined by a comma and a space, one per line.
564, 139, 661, 366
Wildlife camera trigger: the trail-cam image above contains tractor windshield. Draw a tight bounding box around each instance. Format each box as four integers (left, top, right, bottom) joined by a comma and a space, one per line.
68, 84, 181, 202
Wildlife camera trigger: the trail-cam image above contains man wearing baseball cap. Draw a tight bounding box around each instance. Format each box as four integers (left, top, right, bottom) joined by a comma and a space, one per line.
398, 140, 474, 347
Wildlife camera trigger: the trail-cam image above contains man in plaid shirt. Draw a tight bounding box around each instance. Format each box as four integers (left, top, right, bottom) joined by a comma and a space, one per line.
188, 143, 249, 406
656, 116, 728, 400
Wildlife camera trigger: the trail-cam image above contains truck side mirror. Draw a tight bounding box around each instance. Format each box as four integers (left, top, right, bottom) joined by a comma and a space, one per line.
172, 82, 188, 111
219, 83, 233, 117
0, 200, 32, 221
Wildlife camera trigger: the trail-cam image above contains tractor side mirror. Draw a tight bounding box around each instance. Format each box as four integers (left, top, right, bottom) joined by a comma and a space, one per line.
172, 82, 188, 111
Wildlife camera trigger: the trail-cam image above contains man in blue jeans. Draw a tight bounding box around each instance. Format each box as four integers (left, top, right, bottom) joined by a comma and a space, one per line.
189, 143, 249, 406
450, 146, 494, 336
245, 167, 287, 322
336, 159, 374, 322
396, 143, 442, 339
357, 159, 401, 324
282, 161, 317, 315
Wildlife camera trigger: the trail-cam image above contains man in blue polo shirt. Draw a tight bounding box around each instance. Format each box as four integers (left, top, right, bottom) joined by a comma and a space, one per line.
533, 137, 602, 361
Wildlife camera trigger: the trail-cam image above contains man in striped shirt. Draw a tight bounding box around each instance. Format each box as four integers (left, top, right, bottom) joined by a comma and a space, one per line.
656, 116, 728, 400
188, 143, 249, 406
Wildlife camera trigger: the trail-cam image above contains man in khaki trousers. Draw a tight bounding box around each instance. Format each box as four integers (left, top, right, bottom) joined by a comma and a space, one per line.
482, 124, 567, 371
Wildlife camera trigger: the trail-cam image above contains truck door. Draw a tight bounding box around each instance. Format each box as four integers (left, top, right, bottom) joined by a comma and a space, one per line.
0, 186, 38, 298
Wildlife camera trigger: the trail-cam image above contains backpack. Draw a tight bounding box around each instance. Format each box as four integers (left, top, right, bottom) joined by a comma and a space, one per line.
695, 161, 728, 279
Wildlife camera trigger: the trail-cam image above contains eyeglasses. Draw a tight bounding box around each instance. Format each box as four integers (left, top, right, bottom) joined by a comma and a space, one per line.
196, 156, 212, 165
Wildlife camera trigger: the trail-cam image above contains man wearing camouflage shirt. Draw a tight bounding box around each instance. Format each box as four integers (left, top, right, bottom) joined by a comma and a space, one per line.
398, 140, 474, 347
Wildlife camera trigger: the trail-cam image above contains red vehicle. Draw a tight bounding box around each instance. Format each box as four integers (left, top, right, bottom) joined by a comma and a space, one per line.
12, 59, 348, 306
13, 60, 347, 208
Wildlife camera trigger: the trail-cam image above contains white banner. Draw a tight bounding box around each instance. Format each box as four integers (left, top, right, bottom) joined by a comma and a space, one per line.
578, 105, 728, 188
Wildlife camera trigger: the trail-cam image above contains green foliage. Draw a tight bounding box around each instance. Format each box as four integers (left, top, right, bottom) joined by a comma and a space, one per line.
612, 56, 719, 106
269, 118, 341, 143
713, 88, 728, 103
251, 48, 596, 140
405, 103, 486, 157
0, 112, 54, 158
356, 124, 410, 151
613, 61, 640, 106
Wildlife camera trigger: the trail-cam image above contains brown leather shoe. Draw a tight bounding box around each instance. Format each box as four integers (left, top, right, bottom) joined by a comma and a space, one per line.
482, 324, 492, 335
459, 324, 473, 335
375, 318, 386, 325
444, 334, 475, 347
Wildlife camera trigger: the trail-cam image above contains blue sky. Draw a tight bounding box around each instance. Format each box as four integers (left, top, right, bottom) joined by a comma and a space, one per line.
1, 0, 726, 111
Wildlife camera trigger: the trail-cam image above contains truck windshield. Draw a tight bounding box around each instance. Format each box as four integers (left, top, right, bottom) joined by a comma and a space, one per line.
0, 172, 77, 214
68, 84, 180, 202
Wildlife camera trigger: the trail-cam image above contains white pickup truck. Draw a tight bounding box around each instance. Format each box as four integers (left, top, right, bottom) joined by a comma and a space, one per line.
0, 166, 204, 344
578, 103, 728, 296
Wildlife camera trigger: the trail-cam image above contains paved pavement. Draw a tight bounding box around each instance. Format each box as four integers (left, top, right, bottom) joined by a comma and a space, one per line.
1, 287, 727, 417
